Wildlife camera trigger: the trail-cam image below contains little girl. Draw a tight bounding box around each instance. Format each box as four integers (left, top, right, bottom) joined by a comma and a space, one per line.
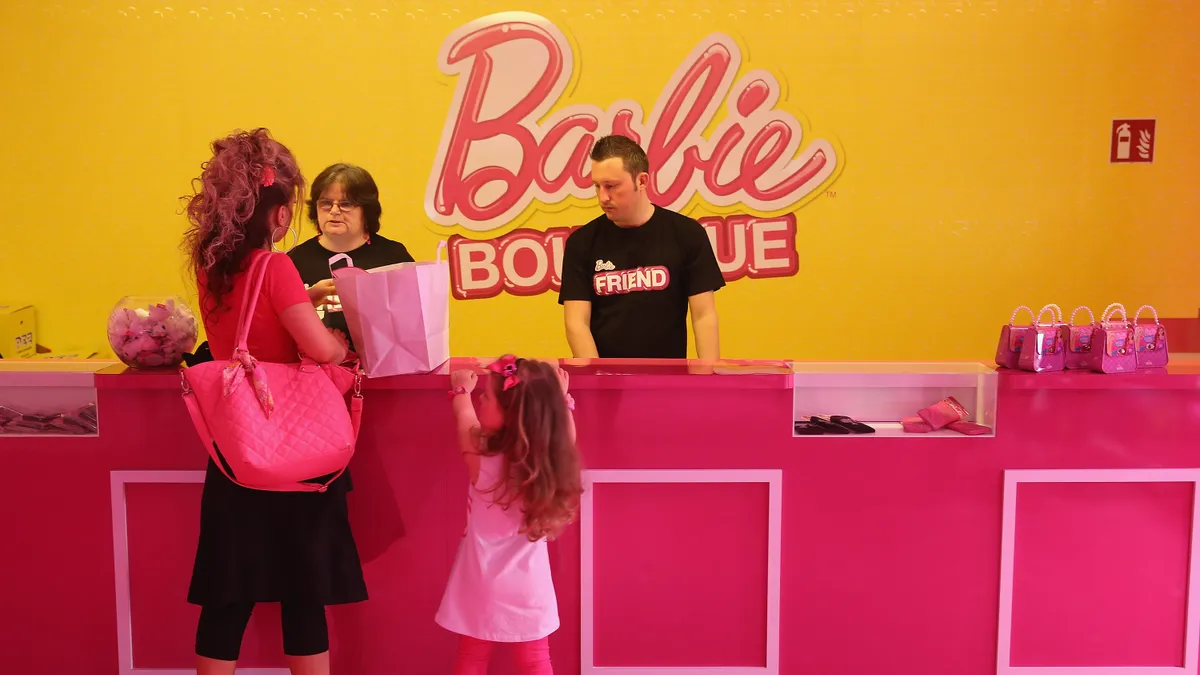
436, 355, 583, 675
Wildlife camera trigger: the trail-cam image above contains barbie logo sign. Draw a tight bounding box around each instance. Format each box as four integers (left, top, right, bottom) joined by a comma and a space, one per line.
425, 11, 839, 299
425, 11, 839, 232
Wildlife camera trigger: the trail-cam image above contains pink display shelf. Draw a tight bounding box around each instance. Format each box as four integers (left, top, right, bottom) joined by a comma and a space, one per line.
791, 361, 999, 438
1, 357, 1197, 675
0, 360, 112, 437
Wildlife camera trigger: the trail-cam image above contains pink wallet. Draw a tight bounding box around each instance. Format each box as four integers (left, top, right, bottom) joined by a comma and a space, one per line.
917, 396, 970, 430
903, 414, 992, 435
902, 416, 933, 433
946, 421, 991, 436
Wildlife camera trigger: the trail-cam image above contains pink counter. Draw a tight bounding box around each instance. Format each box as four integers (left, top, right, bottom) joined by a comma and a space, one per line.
2, 358, 1199, 675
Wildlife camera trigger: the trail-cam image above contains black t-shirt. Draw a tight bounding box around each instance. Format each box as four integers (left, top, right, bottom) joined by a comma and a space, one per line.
558, 206, 726, 358
288, 234, 414, 352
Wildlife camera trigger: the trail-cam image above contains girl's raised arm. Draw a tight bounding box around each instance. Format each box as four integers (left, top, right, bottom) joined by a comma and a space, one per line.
449, 370, 483, 485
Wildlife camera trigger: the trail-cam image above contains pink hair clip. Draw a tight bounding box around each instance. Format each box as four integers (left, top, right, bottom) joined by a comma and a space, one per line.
486, 355, 521, 392
261, 165, 276, 187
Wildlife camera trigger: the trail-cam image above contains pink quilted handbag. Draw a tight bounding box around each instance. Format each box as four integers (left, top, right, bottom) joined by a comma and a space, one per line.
180, 252, 363, 492
995, 305, 1036, 369
1061, 306, 1095, 370
1088, 303, 1137, 374
1017, 305, 1065, 373
1132, 304, 1169, 369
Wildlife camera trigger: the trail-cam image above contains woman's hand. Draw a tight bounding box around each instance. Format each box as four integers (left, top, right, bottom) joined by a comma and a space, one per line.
307, 279, 337, 307
328, 328, 355, 362
450, 369, 478, 394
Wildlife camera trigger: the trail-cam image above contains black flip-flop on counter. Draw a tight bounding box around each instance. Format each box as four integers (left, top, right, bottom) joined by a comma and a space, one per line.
794, 420, 827, 435
804, 416, 852, 434
820, 415, 876, 434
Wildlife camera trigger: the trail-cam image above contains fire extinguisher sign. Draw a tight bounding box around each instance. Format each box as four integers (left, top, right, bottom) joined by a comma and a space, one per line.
1110, 119, 1156, 163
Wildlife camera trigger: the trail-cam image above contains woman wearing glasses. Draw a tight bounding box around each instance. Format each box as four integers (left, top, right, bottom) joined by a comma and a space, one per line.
287, 163, 415, 353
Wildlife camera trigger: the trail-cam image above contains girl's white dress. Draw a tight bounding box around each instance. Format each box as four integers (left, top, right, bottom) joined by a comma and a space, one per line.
436, 452, 560, 642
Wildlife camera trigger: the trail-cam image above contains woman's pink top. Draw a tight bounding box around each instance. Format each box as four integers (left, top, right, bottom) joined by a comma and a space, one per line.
436, 451, 561, 642
197, 250, 311, 363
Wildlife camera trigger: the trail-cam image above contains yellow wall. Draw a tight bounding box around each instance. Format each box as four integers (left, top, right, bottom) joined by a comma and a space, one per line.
2, 0, 1197, 361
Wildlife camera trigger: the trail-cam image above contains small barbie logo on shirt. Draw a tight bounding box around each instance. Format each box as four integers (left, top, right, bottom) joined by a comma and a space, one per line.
593, 266, 670, 296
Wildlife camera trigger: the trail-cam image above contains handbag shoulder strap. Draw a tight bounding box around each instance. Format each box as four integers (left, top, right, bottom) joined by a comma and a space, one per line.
233, 252, 273, 353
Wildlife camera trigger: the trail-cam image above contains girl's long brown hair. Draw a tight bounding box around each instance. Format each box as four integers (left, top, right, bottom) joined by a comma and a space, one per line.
483, 358, 583, 541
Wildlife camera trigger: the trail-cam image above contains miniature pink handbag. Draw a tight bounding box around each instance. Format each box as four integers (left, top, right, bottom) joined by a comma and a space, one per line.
996, 305, 1036, 369
1018, 305, 1065, 373
1088, 303, 1137, 374
1061, 306, 1095, 370
1132, 304, 1169, 369
180, 252, 363, 492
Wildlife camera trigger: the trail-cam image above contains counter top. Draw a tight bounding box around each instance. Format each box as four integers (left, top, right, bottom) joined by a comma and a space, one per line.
0, 359, 116, 387
92, 358, 796, 391
5, 357, 1194, 391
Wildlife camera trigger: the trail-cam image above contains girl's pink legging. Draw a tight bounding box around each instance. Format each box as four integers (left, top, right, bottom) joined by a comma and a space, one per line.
453, 635, 553, 675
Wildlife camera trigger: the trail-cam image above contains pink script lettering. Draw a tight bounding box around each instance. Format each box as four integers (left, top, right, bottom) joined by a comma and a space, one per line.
425, 12, 838, 232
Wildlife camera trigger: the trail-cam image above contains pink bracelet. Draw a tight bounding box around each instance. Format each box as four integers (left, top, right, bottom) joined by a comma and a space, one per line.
564, 393, 575, 411
448, 386, 468, 399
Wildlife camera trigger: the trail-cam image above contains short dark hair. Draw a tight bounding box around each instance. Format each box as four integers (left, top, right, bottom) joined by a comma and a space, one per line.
590, 135, 649, 180
306, 163, 383, 235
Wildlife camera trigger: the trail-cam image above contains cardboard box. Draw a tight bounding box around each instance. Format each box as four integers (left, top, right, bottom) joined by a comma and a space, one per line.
0, 305, 37, 359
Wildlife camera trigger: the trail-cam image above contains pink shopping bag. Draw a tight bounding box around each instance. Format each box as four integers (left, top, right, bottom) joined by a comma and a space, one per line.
329, 242, 450, 377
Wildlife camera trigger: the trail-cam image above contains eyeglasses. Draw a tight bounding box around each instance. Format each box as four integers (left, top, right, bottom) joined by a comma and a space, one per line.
317, 199, 360, 212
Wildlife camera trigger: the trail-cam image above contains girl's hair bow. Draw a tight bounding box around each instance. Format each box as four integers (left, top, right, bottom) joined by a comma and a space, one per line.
486, 355, 521, 391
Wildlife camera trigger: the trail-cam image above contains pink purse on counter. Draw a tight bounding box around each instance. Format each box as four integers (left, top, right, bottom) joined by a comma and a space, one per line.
1088, 304, 1137, 374
996, 305, 1036, 369
180, 252, 364, 492
1018, 305, 1065, 373
917, 396, 970, 430
901, 416, 933, 433
1061, 306, 1095, 370
1132, 304, 1169, 369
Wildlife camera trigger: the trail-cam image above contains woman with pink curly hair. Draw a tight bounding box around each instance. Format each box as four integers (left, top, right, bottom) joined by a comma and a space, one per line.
181, 128, 367, 675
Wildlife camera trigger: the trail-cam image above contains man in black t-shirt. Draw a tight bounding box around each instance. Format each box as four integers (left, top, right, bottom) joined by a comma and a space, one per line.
558, 135, 725, 359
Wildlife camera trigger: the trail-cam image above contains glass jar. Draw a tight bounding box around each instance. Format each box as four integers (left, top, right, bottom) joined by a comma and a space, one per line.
106, 295, 199, 369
